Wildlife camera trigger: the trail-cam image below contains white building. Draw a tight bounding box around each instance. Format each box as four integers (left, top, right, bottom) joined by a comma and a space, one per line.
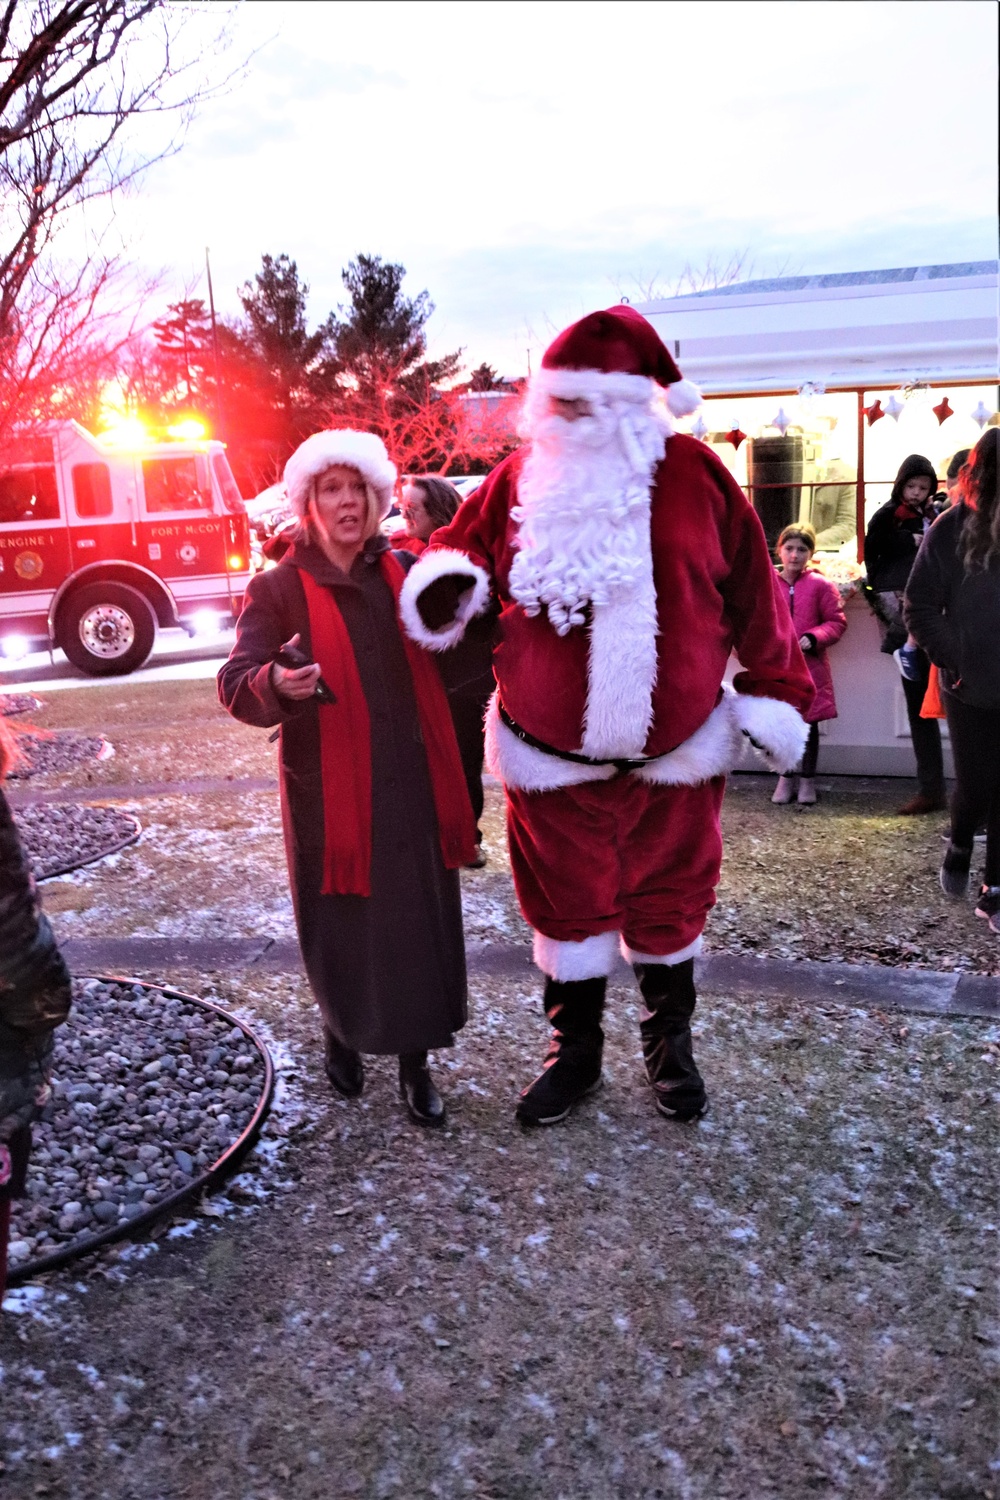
637, 262, 1000, 775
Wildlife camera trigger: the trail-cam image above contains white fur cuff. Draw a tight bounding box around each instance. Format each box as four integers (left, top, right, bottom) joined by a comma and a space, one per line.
732, 693, 809, 773
398, 547, 491, 652
533, 929, 620, 981
621, 934, 703, 966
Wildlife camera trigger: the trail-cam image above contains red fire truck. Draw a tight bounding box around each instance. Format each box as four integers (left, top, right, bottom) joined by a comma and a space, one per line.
0, 420, 251, 675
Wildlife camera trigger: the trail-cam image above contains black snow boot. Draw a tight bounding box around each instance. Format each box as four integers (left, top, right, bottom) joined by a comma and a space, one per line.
634, 958, 707, 1122
515, 977, 605, 1126
323, 1025, 364, 1098
399, 1052, 446, 1127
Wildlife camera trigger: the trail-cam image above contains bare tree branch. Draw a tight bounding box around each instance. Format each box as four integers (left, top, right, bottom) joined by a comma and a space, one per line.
0, 0, 241, 435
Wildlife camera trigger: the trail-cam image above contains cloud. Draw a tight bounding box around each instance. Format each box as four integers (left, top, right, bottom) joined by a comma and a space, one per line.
105, 0, 997, 378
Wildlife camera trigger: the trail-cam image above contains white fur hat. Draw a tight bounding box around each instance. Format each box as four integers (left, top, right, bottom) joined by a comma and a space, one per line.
283, 430, 397, 519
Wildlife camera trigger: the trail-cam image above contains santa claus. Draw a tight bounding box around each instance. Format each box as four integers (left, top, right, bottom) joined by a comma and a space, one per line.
400, 306, 813, 1126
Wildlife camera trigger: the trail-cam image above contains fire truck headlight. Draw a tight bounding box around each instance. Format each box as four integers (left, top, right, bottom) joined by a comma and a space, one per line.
2, 634, 31, 661
191, 610, 222, 637
228, 554, 245, 571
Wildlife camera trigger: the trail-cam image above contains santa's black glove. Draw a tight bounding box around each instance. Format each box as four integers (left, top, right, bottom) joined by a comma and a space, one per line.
417, 574, 474, 631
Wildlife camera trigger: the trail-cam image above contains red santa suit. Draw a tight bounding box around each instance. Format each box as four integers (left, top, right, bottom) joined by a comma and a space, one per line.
400, 307, 813, 985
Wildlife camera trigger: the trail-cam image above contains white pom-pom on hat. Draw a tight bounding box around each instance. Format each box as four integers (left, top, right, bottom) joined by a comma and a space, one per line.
283, 430, 397, 519
665, 379, 703, 418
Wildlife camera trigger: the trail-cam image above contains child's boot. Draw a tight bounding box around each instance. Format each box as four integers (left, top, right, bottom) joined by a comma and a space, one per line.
797, 777, 817, 805
772, 775, 797, 804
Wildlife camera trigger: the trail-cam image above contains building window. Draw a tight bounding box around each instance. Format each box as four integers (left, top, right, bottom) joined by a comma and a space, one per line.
72, 463, 113, 519
698, 392, 859, 556
142, 457, 211, 514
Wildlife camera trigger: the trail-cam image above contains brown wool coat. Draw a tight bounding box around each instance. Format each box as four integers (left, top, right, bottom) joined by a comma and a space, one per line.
218, 533, 468, 1055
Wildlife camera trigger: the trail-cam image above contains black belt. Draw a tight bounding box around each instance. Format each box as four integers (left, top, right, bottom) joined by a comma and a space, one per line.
497, 699, 675, 778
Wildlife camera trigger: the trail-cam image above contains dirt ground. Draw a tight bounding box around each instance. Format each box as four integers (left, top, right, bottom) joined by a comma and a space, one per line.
2, 677, 999, 1498
18, 678, 1000, 972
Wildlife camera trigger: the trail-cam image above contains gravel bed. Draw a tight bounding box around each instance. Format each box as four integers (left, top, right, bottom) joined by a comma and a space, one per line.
13, 802, 141, 879
0, 692, 42, 716
6, 729, 111, 778
6, 978, 269, 1271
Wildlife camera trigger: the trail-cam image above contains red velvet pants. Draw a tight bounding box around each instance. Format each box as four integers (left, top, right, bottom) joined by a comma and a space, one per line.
506, 775, 725, 957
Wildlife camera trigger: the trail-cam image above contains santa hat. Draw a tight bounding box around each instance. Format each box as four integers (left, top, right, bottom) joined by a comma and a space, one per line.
283, 430, 397, 519
537, 305, 702, 417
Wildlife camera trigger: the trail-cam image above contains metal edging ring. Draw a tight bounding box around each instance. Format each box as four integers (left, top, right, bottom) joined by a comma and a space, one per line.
34, 815, 143, 883
6, 976, 276, 1287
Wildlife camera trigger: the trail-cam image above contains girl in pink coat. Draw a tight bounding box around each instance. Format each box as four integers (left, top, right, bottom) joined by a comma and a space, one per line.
771, 524, 848, 805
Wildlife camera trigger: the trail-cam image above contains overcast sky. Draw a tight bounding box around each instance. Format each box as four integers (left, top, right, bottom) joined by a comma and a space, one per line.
114, 0, 998, 377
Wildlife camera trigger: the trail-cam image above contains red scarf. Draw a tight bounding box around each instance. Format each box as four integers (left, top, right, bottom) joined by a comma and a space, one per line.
298, 556, 477, 896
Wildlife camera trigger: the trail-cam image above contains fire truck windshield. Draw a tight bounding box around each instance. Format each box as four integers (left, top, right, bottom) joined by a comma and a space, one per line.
142, 456, 211, 514
211, 452, 245, 514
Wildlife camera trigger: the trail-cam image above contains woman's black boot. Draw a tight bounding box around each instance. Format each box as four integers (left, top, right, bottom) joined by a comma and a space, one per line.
515, 977, 605, 1126
399, 1051, 446, 1127
634, 959, 707, 1121
323, 1026, 364, 1098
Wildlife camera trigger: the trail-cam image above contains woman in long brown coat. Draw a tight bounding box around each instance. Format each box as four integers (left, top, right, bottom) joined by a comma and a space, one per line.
218, 431, 476, 1125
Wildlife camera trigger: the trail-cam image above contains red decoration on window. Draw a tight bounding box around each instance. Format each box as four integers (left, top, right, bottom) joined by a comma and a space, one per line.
727, 426, 746, 450
864, 400, 885, 426
932, 396, 954, 425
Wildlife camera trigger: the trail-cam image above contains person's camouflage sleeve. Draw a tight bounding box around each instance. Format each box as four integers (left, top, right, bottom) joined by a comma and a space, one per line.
1, 789, 71, 1194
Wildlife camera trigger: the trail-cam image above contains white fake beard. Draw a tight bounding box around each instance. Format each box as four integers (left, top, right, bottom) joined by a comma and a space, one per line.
509, 389, 671, 636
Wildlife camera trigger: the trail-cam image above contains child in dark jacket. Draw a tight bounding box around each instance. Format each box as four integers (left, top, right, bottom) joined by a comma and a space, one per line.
864, 453, 947, 815
771, 524, 847, 806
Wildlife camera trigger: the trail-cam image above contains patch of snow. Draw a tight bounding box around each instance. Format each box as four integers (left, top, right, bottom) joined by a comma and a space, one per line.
1, 1285, 48, 1317
166, 1220, 199, 1240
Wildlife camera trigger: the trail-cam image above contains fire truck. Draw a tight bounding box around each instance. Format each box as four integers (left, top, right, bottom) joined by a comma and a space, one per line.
0, 420, 251, 675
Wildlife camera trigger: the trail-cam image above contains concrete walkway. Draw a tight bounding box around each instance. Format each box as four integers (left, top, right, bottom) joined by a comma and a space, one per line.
58, 935, 1000, 1021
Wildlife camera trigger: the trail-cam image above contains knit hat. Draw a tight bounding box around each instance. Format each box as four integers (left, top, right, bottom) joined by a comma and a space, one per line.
283, 430, 397, 519
537, 305, 702, 416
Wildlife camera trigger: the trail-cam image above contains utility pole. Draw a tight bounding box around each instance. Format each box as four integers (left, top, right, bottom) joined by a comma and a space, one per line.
205, 247, 223, 438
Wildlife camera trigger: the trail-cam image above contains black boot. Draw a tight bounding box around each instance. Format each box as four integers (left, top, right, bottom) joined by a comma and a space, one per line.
515, 977, 605, 1126
399, 1052, 446, 1127
634, 959, 707, 1122
323, 1026, 364, 1098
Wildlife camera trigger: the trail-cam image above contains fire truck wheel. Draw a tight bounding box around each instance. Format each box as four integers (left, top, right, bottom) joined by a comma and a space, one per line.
58, 583, 157, 677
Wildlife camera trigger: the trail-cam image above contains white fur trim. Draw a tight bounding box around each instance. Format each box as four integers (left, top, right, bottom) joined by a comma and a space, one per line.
621, 934, 703, 966
398, 547, 491, 652
486, 690, 746, 793
633, 695, 742, 786
484, 694, 614, 789
533, 929, 620, 981
284, 430, 396, 518
582, 575, 659, 759
533, 366, 661, 406
731, 693, 809, 773
665, 379, 703, 417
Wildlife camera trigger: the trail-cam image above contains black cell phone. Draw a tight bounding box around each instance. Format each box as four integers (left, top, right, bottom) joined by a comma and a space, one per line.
273, 642, 337, 705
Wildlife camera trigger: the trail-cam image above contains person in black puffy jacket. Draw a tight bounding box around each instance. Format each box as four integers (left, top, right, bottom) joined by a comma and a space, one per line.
864, 453, 946, 815
0, 712, 73, 1301
905, 428, 1000, 931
